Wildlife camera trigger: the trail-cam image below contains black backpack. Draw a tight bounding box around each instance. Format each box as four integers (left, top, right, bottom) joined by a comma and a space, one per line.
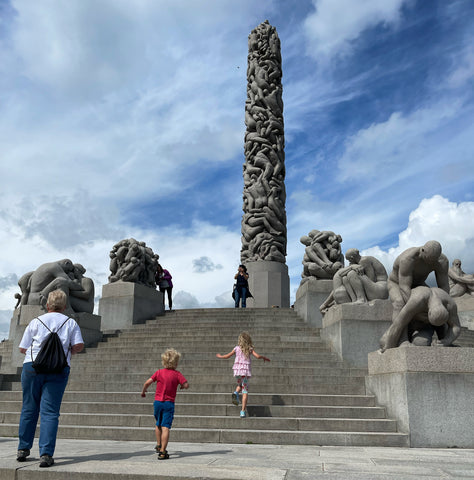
31, 317, 70, 374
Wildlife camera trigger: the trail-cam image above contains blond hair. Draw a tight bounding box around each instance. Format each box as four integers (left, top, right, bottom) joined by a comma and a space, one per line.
238, 331, 253, 359
46, 290, 67, 311
161, 348, 181, 369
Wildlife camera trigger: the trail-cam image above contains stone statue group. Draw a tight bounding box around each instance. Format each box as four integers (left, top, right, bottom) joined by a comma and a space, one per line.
14, 238, 159, 315
300, 231, 473, 351
13, 228, 472, 353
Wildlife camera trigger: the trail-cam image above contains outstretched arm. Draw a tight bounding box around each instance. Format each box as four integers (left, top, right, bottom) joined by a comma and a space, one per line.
449, 269, 474, 285
216, 349, 235, 359
437, 306, 461, 346
398, 260, 414, 304
435, 257, 450, 293
252, 350, 270, 362
380, 299, 420, 352
141, 378, 153, 397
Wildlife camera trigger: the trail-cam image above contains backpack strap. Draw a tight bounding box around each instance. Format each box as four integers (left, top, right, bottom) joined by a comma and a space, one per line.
60, 318, 72, 353
31, 317, 71, 361
36, 317, 52, 333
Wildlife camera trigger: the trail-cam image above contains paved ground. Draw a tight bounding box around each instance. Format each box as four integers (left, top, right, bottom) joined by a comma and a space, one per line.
1, 438, 474, 479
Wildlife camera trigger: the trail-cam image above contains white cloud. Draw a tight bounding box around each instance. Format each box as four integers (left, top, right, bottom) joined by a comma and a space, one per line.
337, 99, 465, 182
446, 45, 474, 89
304, 0, 409, 58
362, 195, 474, 275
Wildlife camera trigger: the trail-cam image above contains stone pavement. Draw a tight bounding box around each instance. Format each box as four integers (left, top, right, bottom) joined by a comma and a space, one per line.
1, 438, 474, 479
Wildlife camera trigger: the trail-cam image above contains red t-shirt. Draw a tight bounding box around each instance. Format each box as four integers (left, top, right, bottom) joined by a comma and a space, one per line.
151, 368, 187, 402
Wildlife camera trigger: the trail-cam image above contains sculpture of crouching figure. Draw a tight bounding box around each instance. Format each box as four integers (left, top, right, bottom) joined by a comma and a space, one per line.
300, 230, 344, 283
380, 286, 461, 351
16, 259, 94, 314
320, 248, 388, 314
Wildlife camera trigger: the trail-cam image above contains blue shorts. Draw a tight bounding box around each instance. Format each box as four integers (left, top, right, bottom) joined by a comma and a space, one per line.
153, 401, 175, 429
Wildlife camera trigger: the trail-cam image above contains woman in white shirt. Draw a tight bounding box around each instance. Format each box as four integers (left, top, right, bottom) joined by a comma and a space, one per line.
17, 289, 84, 468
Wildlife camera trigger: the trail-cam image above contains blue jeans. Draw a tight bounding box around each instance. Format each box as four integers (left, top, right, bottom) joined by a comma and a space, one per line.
235, 287, 247, 308
18, 362, 70, 456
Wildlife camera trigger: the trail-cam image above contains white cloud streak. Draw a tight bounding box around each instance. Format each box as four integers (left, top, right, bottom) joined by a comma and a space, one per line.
304, 0, 410, 58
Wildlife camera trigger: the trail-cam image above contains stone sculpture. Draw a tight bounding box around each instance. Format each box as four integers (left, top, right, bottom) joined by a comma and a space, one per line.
319, 248, 388, 313
300, 230, 344, 283
385, 240, 450, 347
108, 238, 159, 289
240, 20, 287, 263
448, 259, 474, 297
16, 259, 94, 314
69, 264, 95, 314
380, 286, 461, 351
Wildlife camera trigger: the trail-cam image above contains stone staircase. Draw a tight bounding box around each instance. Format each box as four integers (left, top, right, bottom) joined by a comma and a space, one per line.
0, 308, 415, 446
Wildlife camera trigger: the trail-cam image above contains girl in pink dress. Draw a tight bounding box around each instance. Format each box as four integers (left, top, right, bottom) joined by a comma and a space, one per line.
216, 332, 270, 418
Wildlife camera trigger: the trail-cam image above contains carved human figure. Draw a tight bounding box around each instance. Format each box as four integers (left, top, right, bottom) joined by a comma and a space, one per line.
15, 259, 95, 313
448, 259, 474, 297
319, 249, 388, 313
69, 264, 95, 314
380, 286, 461, 351
300, 230, 344, 283
387, 240, 449, 345
26, 259, 83, 308
108, 238, 158, 288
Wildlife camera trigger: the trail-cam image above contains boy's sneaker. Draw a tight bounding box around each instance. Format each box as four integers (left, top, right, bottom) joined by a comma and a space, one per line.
16, 449, 30, 462
39, 455, 54, 468
240, 410, 246, 418
232, 391, 239, 406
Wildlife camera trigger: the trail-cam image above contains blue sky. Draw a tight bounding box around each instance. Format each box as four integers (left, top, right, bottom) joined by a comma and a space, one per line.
1, 0, 473, 338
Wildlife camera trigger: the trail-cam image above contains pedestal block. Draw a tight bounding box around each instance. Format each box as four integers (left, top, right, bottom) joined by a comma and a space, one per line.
366, 347, 474, 447
294, 279, 332, 328
245, 261, 290, 308
75, 312, 103, 346
8, 306, 44, 368
99, 282, 164, 331
321, 300, 392, 368
8, 306, 103, 368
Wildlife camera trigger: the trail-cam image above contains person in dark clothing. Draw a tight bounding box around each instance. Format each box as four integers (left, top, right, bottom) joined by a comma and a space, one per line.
156, 264, 173, 311
234, 265, 249, 308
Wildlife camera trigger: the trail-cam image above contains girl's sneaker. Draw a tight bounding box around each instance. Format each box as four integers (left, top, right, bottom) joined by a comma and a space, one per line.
240, 410, 246, 418
232, 391, 239, 405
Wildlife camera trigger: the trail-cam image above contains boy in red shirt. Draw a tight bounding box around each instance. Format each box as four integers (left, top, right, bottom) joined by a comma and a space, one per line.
141, 348, 189, 460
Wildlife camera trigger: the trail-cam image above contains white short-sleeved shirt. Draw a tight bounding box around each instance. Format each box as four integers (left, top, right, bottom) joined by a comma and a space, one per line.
19, 312, 84, 365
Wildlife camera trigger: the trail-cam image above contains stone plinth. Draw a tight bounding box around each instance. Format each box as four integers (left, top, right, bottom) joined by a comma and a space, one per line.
245, 261, 290, 308
321, 300, 392, 368
8, 306, 44, 368
454, 294, 474, 330
294, 279, 332, 328
74, 312, 102, 346
99, 282, 164, 331
366, 347, 474, 447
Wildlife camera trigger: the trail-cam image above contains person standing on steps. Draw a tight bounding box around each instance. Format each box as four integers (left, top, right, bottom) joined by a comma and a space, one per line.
156, 264, 173, 311
141, 348, 189, 460
234, 264, 249, 308
16, 289, 84, 468
216, 331, 270, 418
